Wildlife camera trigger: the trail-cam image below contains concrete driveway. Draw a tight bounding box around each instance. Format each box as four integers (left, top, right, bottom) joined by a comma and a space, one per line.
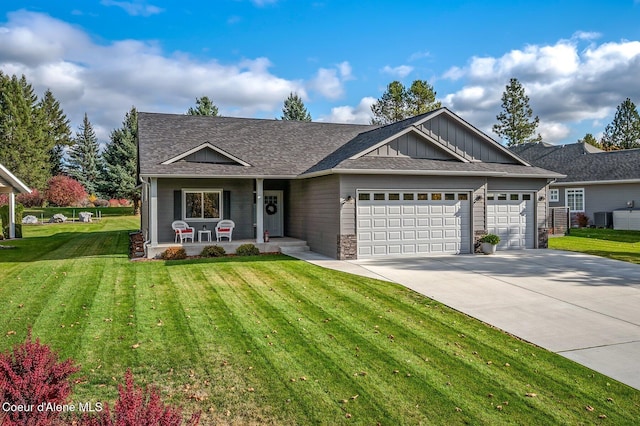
335, 249, 640, 390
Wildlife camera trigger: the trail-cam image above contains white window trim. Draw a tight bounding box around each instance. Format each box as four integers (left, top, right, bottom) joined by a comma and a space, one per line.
565, 188, 585, 213
183, 188, 223, 221
549, 188, 559, 203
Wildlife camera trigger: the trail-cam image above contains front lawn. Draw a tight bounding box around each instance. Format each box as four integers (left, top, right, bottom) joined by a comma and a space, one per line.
2, 219, 639, 424
549, 228, 640, 264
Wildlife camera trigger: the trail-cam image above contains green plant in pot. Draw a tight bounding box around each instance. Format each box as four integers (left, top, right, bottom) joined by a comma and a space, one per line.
479, 234, 500, 254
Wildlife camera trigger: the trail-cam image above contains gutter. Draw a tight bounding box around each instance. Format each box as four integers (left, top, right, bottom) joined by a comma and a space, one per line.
550, 178, 640, 186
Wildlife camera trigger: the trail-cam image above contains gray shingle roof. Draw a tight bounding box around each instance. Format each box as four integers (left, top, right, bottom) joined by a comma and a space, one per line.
511, 142, 640, 182
138, 111, 561, 179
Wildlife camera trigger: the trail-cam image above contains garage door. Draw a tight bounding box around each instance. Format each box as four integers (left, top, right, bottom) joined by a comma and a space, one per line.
357, 191, 471, 258
487, 192, 534, 250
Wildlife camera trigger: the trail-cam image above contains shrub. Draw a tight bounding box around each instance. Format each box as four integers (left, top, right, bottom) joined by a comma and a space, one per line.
45, 175, 88, 207
236, 243, 260, 256
160, 247, 187, 260
479, 234, 501, 245
0, 203, 24, 238
0, 193, 7, 206
78, 370, 200, 426
16, 188, 44, 207
576, 212, 589, 228
0, 330, 80, 425
94, 199, 110, 207
119, 198, 131, 206
200, 245, 226, 257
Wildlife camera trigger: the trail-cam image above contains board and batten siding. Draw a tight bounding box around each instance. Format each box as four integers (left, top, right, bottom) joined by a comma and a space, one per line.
0, 175, 10, 189
420, 114, 517, 163
287, 175, 340, 258
364, 132, 453, 160
156, 178, 254, 243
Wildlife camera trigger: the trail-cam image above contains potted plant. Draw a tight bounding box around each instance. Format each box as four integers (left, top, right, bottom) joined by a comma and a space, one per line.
479, 234, 500, 255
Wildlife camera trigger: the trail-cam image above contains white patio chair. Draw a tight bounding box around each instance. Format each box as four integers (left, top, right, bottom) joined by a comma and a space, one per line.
172, 220, 195, 243
215, 220, 235, 242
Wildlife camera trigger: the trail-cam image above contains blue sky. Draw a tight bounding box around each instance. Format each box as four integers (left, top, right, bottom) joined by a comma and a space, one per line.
2, 0, 640, 145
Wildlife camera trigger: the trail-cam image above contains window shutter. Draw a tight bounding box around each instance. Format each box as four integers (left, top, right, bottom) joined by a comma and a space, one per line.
223, 190, 231, 219
173, 190, 182, 220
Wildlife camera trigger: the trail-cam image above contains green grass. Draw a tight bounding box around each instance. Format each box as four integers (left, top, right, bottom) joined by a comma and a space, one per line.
2, 219, 639, 424
549, 228, 640, 264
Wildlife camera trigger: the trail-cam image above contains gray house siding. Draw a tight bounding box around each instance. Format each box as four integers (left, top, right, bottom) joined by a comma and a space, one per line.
0, 175, 9, 188
551, 182, 640, 225
287, 175, 340, 258
185, 147, 237, 164
156, 178, 254, 243
420, 114, 516, 163
364, 132, 453, 160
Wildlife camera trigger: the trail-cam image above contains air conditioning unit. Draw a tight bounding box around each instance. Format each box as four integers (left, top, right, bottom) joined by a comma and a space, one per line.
594, 212, 613, 228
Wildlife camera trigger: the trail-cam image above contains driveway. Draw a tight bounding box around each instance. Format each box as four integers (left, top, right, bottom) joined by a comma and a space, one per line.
349, 250, 640, 390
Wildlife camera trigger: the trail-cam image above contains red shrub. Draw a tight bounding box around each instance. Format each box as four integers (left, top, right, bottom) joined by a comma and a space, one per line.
78, 370, 200, 426
118, 199, 130, 207
109, 199, 120, 207
16, 189, 44, 208
0, 193, 7, 206
45, 175, 88, 207
0, 330, 80, 425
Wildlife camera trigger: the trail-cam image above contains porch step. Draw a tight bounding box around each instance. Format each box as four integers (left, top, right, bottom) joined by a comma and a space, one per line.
280, 244, 310, 254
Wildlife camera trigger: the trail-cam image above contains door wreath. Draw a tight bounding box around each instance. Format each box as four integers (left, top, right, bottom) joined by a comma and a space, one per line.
265, 202, 277, 215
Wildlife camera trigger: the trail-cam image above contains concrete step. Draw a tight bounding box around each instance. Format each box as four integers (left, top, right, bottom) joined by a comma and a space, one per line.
280, 245, 310, 254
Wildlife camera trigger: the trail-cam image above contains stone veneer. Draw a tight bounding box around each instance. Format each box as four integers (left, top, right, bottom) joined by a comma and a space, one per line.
473, 230, 487, 254
538, 227, 548, 249
337, 234, 357, 260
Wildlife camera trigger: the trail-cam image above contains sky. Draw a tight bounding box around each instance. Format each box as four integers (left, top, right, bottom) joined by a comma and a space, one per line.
1, 0, 640, 146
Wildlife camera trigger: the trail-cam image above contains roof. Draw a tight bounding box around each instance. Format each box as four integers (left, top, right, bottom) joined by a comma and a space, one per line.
0, 163, 31, 193
138, 110, 562, 180
511, 142, 640, 183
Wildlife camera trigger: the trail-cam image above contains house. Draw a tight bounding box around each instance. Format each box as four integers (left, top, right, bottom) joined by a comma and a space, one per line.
511, 142, 640, 228
137, 108, 563, 259
0, 163, 31, 239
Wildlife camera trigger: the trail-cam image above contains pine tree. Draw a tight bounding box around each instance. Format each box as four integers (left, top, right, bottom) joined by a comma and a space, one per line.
0, 73, 48, 189
280, 92, 312, 121
578, 133, 601, 149
370, 80, 440, 125
101, 107, 140, 212
600, 98, 640, 150
67, 113, 102, 196
186, 96, 219, 116
38, 89, 72, 176
492, 78, 542, 146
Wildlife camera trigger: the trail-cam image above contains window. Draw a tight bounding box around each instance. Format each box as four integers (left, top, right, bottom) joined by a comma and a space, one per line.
388, 193, 400, 201
497, 193, 507, 201
417, 193, 428, 200
184, 190, 221, 220
487, 193, 495, 201
373, 193, 385, 201
358, 193, 370, 201
431, 193, 442, 201
522, 194, 531, 201
403, 193, 414, 200
566, 188, 585, 212
510, 194, 519, 201
549, 189, 559, 203
444, 193, 455, 200
458, 193, 468, 201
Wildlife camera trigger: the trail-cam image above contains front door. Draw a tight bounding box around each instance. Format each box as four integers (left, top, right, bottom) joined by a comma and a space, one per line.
264, 190, 283, 237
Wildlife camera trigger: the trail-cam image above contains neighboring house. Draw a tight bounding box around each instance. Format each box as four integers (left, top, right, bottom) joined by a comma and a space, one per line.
511, 142, 640, 227
137, 108, 562, 259
0, 163, 31, 239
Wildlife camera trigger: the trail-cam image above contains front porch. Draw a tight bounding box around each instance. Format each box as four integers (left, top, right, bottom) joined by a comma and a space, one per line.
146, 237, 309, 258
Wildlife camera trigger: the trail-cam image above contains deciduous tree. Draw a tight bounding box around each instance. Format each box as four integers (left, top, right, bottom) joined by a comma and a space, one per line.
493, 78, 542, 146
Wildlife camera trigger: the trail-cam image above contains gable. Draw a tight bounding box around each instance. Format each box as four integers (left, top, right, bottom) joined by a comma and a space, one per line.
161, 142, 251, 167
364, 131, 458, 161
418, 113, 519, 164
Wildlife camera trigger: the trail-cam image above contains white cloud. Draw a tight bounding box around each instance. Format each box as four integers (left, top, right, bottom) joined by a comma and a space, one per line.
309, 62, 353, 100
408, 50, 430, 62
443, 37, 640, 143
0, 11, 320, 140
381, 65, 413, 78
100, 0, 163, 16
319, 97, 375, 124
572, 30, 601, 41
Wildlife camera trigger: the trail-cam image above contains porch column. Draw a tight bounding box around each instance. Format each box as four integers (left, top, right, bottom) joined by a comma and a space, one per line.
256, 178, 264, 243
150, 177, 158, 245
8, 191, 15, 239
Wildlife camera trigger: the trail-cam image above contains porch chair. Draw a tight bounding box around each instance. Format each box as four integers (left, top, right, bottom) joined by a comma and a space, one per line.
172, 220, 195, 243
215, 220, 235, 242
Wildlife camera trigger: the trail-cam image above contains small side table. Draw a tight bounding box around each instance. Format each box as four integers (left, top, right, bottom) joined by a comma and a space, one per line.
198, 230, 212, 243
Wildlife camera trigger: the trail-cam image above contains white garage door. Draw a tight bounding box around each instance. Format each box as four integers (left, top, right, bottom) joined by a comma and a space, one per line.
487, 192, 534, 250
357, 191, 471, 258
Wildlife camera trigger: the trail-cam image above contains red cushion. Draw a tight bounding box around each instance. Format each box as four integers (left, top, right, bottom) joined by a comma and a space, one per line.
218, 228, 231, 232
176, 229, 191, 233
